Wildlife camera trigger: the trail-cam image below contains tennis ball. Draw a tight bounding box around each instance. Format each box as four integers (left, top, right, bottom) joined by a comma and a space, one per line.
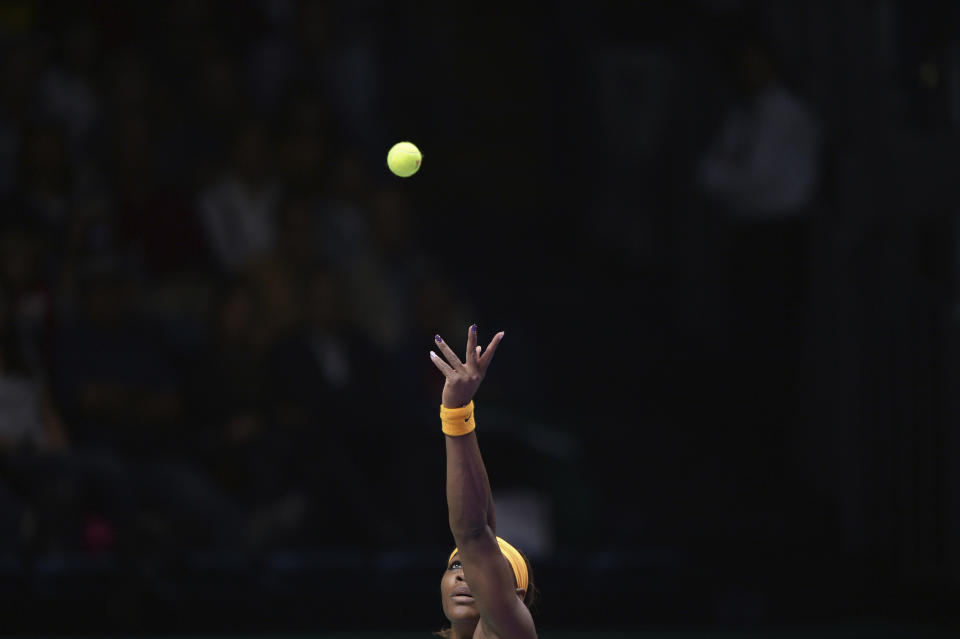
387, 141, 422, 177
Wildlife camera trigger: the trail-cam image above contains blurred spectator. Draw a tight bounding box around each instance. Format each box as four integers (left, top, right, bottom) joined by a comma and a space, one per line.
0, 297, 67, 454
696, 33, 822, 395
0, 296, 78, 553
698, 37, 821, 216
198, 121, 281, 272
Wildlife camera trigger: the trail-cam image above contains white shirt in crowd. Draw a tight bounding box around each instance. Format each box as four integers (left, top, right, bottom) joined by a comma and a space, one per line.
699, 84, 821, 218
0, 375, 46, 448
198, 176, 280, 271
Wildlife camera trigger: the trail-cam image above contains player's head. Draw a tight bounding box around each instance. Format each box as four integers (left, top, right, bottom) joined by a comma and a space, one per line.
437, 537, 536, 634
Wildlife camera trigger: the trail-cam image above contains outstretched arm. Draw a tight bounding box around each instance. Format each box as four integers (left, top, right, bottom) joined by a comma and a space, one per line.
431, 325, 502, 535
431, 325, 536, 639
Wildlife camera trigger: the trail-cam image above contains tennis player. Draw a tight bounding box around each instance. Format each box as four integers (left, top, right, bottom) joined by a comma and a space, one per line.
429, 325, 538, 639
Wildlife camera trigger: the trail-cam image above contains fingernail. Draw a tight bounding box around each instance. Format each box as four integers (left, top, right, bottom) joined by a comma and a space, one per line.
429, 351, 437, 358
470, 324, 477, 333
435, 334, 442, 343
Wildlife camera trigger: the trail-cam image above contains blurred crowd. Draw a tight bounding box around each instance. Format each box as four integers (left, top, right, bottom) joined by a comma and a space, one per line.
1, 0, 957, 631
0, 0, 830, 564
0, 0, 479, 559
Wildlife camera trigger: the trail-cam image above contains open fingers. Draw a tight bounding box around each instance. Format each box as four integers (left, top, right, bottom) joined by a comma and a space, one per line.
465, 324, 478, 368
429, 350, 455, 377
434, 334, 466, 372
477, 331, 504, 373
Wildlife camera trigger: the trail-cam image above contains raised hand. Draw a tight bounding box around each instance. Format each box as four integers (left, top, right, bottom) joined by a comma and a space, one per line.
429, 324, 504, 408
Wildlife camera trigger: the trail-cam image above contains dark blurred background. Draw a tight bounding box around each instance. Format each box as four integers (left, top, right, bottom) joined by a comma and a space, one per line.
0, 0, 957, 634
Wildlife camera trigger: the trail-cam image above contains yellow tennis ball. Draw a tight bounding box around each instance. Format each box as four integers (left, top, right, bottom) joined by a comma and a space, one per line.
387, 141, 422, 177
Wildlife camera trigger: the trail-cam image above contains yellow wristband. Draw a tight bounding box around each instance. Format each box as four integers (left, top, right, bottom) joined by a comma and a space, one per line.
441, 401, 476, 436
